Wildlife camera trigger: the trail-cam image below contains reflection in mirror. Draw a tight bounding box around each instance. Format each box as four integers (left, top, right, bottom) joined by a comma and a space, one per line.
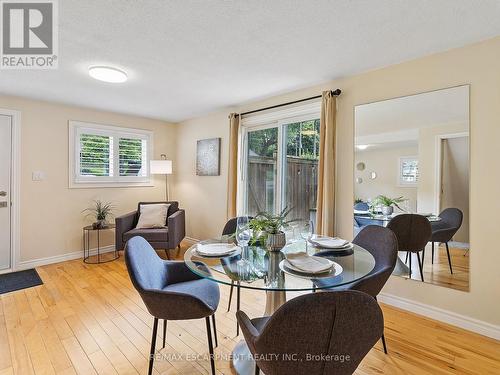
354, 86, 469, 291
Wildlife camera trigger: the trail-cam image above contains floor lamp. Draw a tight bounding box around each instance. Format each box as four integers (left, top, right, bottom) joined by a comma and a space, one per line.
150, 155, 173, 201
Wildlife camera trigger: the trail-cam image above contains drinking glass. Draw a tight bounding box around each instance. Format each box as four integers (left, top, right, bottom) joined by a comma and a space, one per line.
299, 220, 313, 252
236, 216, 251, 248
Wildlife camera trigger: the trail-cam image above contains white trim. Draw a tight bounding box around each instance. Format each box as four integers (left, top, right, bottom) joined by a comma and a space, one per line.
434, 131, 469, 214
16, 245, 116, 270
0, 108, 21, 272
241, 100, 321, 127
378, 292, 500, 340
68, 120, 154, 188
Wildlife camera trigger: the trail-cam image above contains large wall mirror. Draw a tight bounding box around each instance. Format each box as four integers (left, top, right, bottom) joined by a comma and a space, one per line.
354, 85, 470, 291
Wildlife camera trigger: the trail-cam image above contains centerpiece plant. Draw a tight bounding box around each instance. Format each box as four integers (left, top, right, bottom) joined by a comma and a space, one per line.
249, 207, 296, 251
372, 195, 405, 216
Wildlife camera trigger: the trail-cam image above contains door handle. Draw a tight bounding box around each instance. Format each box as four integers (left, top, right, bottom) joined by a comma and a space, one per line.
0, 191, 6, 197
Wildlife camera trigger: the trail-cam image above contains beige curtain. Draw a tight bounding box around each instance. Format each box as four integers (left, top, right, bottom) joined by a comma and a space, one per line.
227, 113, 240, 219
316, 91, 337, 236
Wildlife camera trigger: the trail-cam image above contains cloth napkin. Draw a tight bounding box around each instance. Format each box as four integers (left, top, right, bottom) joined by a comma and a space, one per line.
286, 252, 333, 273
310, 237, 348, 249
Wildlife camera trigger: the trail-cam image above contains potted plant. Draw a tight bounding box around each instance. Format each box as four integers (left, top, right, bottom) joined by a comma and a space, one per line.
249, 207, 296, 252
83, 200, 113, 229
372, 195, 405, 216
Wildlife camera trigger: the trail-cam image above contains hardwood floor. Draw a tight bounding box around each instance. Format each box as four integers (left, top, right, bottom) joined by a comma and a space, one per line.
399, 244, 469, 291
1, 243, 498, 375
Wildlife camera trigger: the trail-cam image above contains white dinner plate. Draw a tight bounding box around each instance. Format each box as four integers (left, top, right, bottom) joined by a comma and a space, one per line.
279, 259, 343, 279
195, 243, 240, 257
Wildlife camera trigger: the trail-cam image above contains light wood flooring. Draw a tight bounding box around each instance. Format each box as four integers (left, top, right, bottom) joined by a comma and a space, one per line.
400, 244, 469, 291
0, 243, 498, 375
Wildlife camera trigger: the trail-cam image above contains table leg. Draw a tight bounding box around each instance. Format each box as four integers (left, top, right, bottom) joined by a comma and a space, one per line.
232, 252, 286, 375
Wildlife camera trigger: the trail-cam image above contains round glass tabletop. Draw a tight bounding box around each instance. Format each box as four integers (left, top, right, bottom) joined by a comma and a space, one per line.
184, 238, 375, 292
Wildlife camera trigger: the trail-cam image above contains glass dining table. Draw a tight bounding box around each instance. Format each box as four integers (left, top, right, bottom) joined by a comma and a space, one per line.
184, 237, 376, 375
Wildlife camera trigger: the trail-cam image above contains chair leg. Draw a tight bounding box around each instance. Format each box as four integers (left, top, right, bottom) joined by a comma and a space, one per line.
211, 314, 218, 348
408, 253, 412, 278
236, 281, 241, 336
405, 251, 409, 264
417, 252, 424, 282
162, 319, 167, 349
432, 242, 434, 264
381, 333, 388, 354
164, 249, 171, 260
255, 364, 260, 375
445, 242, 453, 274
149, 318, 159, 375
227, 281, 234, 312
422, 246, 425, 265
205, 317, 216, 375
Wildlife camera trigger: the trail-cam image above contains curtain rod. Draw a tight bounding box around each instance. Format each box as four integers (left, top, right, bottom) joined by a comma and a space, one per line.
238, 89, 341, 117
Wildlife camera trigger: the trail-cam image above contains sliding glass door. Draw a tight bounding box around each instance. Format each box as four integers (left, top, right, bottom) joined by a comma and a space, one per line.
242, 116, 320, 223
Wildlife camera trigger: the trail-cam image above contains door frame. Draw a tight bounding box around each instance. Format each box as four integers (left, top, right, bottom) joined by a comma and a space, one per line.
434, 131, 469, 214
0, 108, 21, 274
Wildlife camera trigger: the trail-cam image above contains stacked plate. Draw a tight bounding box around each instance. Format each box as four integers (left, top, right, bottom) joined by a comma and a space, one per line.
195, 243, 240, 257
309, 235, 353, 251
280, 252, 343, 279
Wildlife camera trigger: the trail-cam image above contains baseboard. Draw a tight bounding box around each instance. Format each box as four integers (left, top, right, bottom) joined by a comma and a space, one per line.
17, 245, 116, 270
378, 292, 500, 340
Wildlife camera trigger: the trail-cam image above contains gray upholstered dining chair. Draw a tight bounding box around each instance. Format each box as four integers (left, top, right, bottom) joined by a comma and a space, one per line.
387, 214, 431, 282
221, 216, 252, 336
237, 290, 384, 375
125, 236, 220, 375
429, 208, 463, 274
116, 201, 185, 260
313, 225, 398, 354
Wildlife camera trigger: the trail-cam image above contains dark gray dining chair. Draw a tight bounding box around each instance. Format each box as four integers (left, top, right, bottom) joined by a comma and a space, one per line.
221, 216, 253, 336
313, 225, 398, 354
429, 208, 463, 274
387, 214, 431, 282
237, 290, 384, 375
125, 236, 220, 375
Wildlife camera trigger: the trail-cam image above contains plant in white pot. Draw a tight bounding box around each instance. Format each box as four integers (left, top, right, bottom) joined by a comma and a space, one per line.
249, 207, 296, 252
372, 195, 405, 216
83, 200, 113, 229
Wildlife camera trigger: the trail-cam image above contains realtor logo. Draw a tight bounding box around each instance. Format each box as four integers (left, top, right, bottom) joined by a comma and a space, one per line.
1, 0, 58, 69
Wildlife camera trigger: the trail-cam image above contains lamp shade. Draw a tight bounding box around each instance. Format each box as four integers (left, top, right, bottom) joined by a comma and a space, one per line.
150, 159, 172, 174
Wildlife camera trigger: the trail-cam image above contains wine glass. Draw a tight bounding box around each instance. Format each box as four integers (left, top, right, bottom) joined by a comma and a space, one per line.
236, 216, 251, 248
299, 220, 313, 252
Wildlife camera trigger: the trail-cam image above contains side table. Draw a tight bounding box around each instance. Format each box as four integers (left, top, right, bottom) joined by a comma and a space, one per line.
83, 224, 119, 264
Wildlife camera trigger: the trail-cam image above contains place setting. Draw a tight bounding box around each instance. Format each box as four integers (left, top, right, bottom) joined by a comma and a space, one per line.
308, 235, 354, 253
280, 251, 343, 279
194, 242, 241, 258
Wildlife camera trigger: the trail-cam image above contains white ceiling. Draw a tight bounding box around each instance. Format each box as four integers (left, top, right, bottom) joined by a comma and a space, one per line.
0, 1, 499, 122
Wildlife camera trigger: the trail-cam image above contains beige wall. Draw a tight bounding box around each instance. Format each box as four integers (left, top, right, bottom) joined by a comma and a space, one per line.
0, 95, 176, 263
355, 146, 418, 211
175, 37, 500, 326
417, 122, 469, 214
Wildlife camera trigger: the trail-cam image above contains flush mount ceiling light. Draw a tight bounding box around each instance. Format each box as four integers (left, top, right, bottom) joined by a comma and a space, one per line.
88, 66, 128, 83
356, 144, 369, 150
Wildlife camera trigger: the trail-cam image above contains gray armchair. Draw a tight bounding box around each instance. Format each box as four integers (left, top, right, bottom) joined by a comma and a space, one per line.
115, 201, 185, 259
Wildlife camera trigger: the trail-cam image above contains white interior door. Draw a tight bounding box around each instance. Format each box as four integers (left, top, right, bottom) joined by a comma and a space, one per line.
0, 115, 12, 271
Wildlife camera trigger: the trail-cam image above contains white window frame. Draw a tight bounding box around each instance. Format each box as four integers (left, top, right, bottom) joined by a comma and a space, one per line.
69, 121, 153, 188
398, 156, 418, 187
237, 101, 321, 215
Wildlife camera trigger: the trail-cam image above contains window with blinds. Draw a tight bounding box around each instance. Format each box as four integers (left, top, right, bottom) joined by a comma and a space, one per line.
69, 121, 153, 187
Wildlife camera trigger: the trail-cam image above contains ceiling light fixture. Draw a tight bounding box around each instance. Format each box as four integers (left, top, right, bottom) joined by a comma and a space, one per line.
356, 144, 369, 150
88, 66, 128, 83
